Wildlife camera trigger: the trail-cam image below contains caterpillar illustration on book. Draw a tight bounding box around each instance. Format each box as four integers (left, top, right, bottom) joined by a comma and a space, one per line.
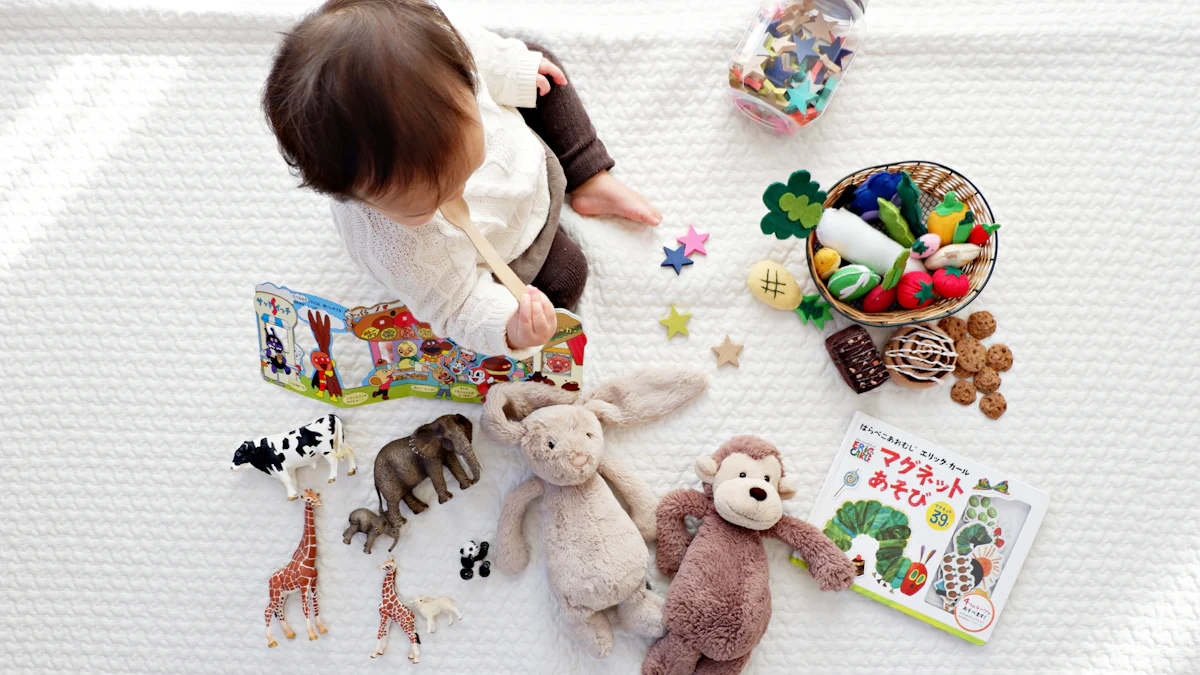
254, 282, 587, 407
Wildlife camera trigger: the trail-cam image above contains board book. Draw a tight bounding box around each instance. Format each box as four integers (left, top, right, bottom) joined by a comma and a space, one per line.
793, 412, 1048, 645
254, 282, 587, 407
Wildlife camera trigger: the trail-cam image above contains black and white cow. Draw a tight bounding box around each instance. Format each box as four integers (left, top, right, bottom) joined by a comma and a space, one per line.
231, 415, 357, 500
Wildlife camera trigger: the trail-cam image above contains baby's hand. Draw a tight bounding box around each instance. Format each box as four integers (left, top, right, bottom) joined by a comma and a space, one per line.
536, 57, 568, 96
506, 286, 556, 350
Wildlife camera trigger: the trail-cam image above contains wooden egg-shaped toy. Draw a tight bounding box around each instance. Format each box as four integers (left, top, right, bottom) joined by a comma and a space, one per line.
827, 264, 881, 301
813, 248, 841, 280
747, 259, 803, 310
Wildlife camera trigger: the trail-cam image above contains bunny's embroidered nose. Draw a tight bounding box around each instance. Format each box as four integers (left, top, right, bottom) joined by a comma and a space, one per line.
749, 487, 767, 501
571, 453, 589, 467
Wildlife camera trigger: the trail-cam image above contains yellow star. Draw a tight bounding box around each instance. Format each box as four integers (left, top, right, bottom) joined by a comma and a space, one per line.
658, 305, 692, 339
711, 336, 744, 368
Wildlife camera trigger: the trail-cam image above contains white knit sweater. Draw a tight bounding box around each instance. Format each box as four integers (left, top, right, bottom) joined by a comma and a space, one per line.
331, 23, 549, 359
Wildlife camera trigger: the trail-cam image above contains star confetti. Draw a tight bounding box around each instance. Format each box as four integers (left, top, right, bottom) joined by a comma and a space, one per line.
770, 35, 796, 55
795, 294, 833, 329
803, 12, 837, 42
735, 54, 769, 80
711, 336, 744, 368
791, 34, 819, 59
818, 36, 847, 69
785, 77, 821, 112
659, 305, 692, 339
676, 225, 709, 256
661, 244, 694, 274
763, 55, 801, 88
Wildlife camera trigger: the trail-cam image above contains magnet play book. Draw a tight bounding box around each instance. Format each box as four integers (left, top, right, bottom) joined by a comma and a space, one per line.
793, 412, 1048, 645
254, 283, 586, 407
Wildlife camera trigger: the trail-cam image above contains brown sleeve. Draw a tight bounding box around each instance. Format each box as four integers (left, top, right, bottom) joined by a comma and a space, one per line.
766, 515, 856, 592
655, 489, 710, 576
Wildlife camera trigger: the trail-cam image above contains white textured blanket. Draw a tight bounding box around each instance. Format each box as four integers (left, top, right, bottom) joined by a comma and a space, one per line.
1, 0, 1197, 673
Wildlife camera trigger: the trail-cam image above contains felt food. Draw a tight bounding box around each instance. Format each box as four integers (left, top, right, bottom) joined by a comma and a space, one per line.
896, 271, 937, 310
747, 260, 803, 310
882, 324, 958, 389
815, 208, 925, 277
862, 285, 896, 313
877, 198, 915, 247
926, 192, 969, 246
813, 248, 841, 280
969, 221, 1002, 246
932, 267, 971, 299
897, 172, 926, 236
825, 326, 889, 394
910, 233, 941, 260
827, 265, 880, 301
848, 171, 903, 219
925, 244, 982, 271
761, 170, 826, 240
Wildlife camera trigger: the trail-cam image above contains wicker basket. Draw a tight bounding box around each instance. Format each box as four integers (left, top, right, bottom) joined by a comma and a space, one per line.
808, 161, 999, 327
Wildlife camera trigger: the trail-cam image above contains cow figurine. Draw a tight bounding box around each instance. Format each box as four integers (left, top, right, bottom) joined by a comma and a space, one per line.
231, 415, 357, 500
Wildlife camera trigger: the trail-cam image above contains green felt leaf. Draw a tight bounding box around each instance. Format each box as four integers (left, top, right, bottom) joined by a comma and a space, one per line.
982, 222, 1002, 235
795, 294, 833, 330
935, 191, 964, 217
898, 172, 925, 236
883, 251, 909, 291
942, 266, 966, 278
780, 193, 824, 227
878, 198, 915, 246
761, 211, 801, 240
914, 281, 936, 304
911, 239, 928, 254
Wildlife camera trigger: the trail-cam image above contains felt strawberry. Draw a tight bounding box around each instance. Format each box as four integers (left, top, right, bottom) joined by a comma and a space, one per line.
933, 267, 971, 299
968, 221, 1002, 246
897, 271, 936, 310
862, 284, 896, 313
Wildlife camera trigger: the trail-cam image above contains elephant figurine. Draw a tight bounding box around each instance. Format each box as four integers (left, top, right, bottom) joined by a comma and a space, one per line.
374, 414, 479, 528
343, 507, 401, 554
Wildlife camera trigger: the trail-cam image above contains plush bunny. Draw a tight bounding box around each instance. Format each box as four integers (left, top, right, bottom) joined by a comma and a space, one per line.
482, 368, 708, 659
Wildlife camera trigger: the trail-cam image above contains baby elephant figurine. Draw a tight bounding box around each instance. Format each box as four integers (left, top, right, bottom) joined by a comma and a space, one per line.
343, 508, 401, 554
482, 367, 708, 659
375, 414, 479, 528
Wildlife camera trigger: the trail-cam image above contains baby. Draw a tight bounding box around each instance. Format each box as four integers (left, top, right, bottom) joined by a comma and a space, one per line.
263, 0, 659, 358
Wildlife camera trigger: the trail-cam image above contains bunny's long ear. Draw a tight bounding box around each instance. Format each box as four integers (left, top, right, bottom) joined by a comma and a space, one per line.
580, 368, 707, 427
482, 381, 577, 443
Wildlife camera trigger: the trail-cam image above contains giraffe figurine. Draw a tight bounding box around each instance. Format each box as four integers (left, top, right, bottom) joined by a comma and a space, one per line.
264, 489, 328, 648
371, 557, 421, 663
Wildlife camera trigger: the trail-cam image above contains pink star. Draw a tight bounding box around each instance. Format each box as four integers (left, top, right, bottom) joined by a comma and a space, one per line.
676, 225, 710, 257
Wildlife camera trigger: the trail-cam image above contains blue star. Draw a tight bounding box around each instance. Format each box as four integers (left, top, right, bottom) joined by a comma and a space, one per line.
792, 34, 819, 58
818, 36, 846, 67
661, 245, 694, 275
763, 55, 800, 88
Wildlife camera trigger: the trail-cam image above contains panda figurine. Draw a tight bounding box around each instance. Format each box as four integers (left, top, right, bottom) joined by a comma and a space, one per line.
459, 540, 491, 580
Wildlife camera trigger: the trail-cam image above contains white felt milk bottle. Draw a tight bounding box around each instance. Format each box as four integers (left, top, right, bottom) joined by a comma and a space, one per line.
727, 0, 866, 135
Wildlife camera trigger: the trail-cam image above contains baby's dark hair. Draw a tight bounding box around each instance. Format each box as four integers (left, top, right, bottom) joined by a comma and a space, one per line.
263, 0, 477, 200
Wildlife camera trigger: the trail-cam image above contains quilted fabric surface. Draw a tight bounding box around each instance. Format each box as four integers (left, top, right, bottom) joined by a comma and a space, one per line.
1, 1, 1198, 673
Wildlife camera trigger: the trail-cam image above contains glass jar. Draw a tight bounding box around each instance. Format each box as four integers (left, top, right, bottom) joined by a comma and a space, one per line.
727, 0, 866, 135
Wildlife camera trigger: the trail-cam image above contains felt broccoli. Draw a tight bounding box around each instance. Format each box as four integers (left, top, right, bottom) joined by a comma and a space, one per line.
761, 170, 826, 240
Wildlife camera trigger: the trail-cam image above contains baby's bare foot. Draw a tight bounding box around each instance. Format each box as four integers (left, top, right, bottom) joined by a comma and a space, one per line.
571, 171, 662, 226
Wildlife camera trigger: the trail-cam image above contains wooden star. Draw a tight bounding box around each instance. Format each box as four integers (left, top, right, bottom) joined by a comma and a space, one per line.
711, 336, 744, 368
803, 13, 838, 43
734, 53, 769, 79
659, 305, 692, 339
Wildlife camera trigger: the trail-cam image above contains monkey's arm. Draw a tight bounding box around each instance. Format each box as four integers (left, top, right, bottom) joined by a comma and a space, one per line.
655, 489, 710, 576
767, 515, 856, 592
598, 455, 658, 542
496, 477, 544, 575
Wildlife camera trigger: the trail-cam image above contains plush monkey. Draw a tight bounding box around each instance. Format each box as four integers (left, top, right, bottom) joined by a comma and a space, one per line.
643, 436, 856, 675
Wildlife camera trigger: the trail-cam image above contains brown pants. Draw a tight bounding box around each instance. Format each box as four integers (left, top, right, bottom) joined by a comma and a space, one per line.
520, 41, 612, 311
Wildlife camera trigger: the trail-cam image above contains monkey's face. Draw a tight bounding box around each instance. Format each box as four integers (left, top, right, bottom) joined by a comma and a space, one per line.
697, 451, 795, 531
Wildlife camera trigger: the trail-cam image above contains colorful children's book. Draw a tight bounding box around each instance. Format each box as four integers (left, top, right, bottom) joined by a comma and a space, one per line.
254, 283, 586, 407
793, 412, 1048, 645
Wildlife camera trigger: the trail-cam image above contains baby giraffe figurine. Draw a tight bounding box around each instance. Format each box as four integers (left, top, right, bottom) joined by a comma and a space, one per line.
482, 367, 707, 659
372, 558, 421, 663
643, 436, 857, 675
